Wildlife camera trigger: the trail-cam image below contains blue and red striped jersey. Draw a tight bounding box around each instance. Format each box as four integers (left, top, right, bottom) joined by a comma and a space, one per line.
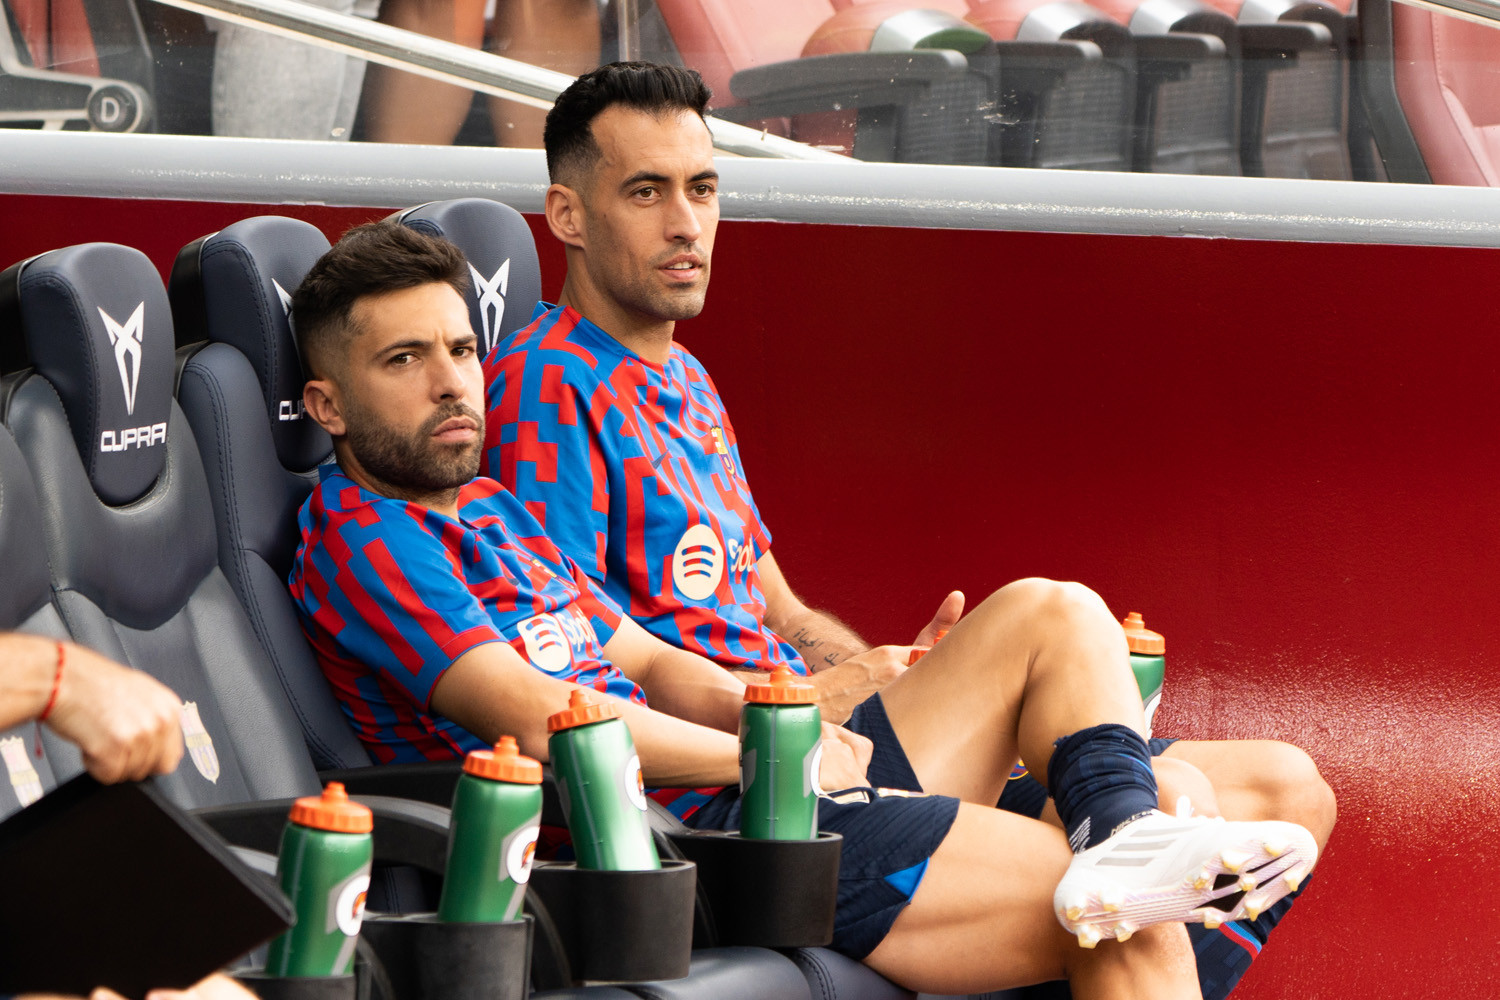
288, 466, 645, 763
484, 303, 806, 676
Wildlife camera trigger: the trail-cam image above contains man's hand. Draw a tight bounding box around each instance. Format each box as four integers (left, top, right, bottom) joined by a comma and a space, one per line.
912, 590, 964, 648
44, 643, 184, 784
814, 722, 872, 793
807, 645, 911, 724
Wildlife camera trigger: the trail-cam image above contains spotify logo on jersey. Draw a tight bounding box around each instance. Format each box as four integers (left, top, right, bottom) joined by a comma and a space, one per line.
518, 612, 572, 674
672, 524, 724, 600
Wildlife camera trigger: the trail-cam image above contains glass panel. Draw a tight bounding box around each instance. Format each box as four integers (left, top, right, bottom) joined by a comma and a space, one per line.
3, 0, 1500, 185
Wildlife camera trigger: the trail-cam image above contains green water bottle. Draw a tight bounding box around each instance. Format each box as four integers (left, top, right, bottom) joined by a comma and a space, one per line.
1122, 612, 1166, 738
739, 666, 822, 840
547, 687, 660, 871
437, 735, 544, 922
264, 782, 373, 976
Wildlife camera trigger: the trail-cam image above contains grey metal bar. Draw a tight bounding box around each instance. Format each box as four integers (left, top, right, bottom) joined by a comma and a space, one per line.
149, 0, 846, 161
5, 130, 1500, 248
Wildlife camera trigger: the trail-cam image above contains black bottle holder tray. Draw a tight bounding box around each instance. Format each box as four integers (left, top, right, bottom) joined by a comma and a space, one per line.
358, 912, 531, 1000
232, 972, 355, 1000
665, 830, 841, 948
526, 858, 696, 983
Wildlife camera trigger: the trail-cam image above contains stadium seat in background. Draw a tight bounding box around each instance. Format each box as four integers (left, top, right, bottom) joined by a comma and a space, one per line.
640, 0, 991, 164
1383, 0, 1500, 185
1084, 0, 1242, 174
1197, 0, 1353, 178
0, 0, 155, 132
828, 0, 1139, 171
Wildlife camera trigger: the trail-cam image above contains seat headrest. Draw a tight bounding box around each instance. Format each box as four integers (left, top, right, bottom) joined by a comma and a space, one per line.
8, 243, 174, 507
393, 199, 544, 359
172, 217, 332, 472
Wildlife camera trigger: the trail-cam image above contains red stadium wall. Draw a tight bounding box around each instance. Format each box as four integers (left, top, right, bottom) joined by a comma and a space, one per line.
4, 192, 1496, 999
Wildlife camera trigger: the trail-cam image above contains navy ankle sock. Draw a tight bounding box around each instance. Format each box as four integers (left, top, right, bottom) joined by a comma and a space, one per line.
1046, 723, 1158, 851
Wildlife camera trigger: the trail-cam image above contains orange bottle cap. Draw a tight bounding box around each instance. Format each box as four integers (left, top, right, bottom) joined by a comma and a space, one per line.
464, 735, 543, 784
288, 782, 373, 834
1121, 612, 1165, 655
744, 665, 818, 704
547, 687, 620, 732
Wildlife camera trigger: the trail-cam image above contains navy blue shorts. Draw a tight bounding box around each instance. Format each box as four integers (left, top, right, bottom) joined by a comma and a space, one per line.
687, 694, 960, 959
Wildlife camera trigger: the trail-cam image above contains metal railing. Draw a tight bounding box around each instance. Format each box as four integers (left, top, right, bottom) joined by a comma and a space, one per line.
150, 0, 847, 161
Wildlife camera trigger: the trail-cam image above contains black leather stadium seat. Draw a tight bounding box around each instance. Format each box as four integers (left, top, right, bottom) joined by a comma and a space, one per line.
388, 197, 545, 362
0, 240, 454, 902
170, 215, 371, 773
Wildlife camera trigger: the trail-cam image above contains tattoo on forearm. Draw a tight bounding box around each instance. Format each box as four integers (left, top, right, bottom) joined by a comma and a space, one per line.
789, 625, 848, 667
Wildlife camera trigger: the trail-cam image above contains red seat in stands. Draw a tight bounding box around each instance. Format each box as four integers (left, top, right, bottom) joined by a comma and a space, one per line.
0, 0, 154, 131
1390, 2, 1500, 186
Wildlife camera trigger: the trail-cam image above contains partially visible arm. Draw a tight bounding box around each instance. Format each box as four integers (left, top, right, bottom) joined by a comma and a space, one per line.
0, 633, 183, 783
0, 632, 58, 730
757, 551, 868, 670
602, 615, 747, 734
754, 553, 967, 723
430, 640, 742, 788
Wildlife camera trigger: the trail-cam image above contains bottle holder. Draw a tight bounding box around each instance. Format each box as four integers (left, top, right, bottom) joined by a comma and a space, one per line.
358, 913, 531, 1000
231, 972, 355, 1000
665, 831, 841, 948
526, 858, 696, 983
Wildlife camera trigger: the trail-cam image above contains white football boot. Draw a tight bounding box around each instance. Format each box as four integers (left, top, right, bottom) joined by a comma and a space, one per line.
1053, 803, 1318, 948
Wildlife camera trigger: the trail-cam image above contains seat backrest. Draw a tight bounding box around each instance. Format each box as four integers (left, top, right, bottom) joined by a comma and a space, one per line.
390, 199, 545, 361
653, 0, 841, 106
1201, 0, 1351, 178
0, 241, 321, 809
0, 422, 64, 818
171, 216, 374, 771
1391, 3, 1500, 187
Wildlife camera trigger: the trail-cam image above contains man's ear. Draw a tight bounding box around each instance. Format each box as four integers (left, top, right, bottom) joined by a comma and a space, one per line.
545, 183, 586, 250
303, 378, 345, 437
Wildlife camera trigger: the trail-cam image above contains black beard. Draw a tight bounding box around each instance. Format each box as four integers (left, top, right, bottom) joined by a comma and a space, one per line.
344, 398, 484, 503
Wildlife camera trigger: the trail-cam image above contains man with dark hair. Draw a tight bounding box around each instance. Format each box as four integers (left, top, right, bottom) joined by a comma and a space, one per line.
290, 211, 1317, 995
482, 61, 1334, 996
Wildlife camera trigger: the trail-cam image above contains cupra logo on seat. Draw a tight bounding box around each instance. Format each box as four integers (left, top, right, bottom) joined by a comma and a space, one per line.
98, 303, 145, 415
469, 261, 510, 357
272, 279, 305, 421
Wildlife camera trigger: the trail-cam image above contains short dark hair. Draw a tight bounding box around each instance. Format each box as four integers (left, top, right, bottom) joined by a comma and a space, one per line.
293, 221, 470, 379
544, 61, 712, 186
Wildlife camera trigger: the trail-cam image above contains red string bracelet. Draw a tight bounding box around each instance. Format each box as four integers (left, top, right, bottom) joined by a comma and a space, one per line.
37, 640, 63, 724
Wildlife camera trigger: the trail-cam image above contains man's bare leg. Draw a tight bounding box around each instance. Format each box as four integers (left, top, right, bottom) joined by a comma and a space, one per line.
362, 0, 487, 144
872, 578, 1317, 948
865, 803, 1201, 998
487, 0, 601, 148
878, 578, 1147, 803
